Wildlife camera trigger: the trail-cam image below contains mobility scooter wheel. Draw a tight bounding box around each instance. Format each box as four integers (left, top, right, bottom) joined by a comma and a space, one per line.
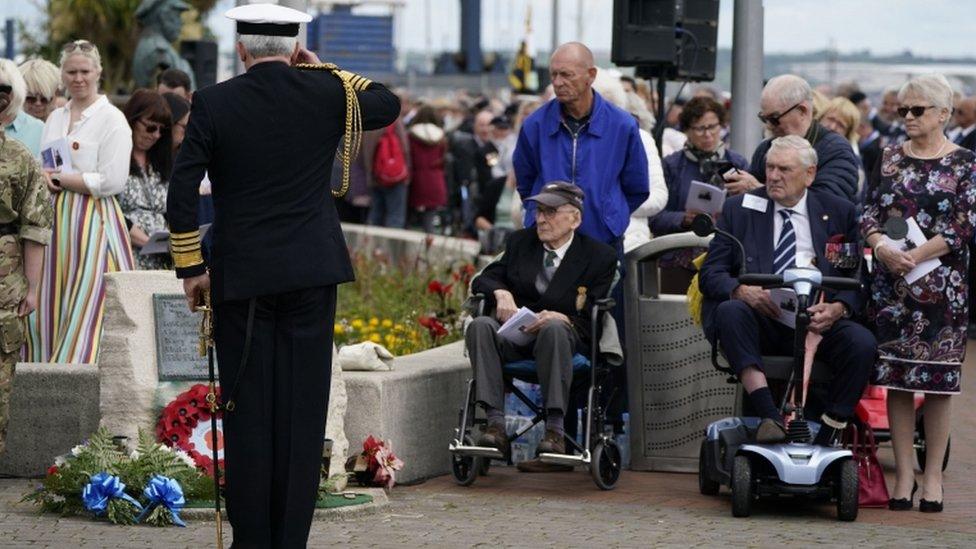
836, 458, 859, 521
478, 457, 491, 476
699, 439, 720, 495
451, 436, 481, 486
590, 439, 622, 490
916, 417, 950, 472
731, 455, 753, 517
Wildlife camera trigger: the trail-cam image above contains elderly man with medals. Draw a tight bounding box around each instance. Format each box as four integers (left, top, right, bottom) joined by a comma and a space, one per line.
166, 3, 400, 547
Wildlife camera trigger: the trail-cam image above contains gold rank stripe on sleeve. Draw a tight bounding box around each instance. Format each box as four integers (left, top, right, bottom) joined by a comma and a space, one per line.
170, 230, 204, 268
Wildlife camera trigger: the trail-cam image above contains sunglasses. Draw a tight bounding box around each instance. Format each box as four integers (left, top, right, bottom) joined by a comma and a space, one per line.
897, 105, 936, 118
25, 95, 51, 105
0, 84, 11, 95
137, 119, 166, 134
757, 102, 801, 126
62, 40, 96, 53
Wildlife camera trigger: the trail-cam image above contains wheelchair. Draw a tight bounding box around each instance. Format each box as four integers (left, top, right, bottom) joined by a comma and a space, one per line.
448, 293, 623, 490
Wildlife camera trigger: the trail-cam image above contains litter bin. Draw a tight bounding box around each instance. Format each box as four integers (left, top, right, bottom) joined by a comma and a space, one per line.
624, 233, 736, 472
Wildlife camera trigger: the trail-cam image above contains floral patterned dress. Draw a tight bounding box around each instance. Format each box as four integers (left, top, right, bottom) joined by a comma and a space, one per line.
860, 145, 976, 394
118, 165, 171, 270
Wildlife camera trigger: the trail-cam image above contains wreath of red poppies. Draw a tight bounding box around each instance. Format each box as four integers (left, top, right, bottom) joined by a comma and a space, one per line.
156, 384, 224, 478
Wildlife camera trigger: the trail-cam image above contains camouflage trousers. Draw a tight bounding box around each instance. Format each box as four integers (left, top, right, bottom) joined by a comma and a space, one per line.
0, 347, 16, 456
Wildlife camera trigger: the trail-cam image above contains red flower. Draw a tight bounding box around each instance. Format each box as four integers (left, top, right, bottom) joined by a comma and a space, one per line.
418, 316, 448, 338
427, 280, 443, 294
47, 465, 59, 477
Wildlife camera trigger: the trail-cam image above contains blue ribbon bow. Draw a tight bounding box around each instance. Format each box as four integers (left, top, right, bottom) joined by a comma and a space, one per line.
137, 474, 187, 527
81, 472, 143, 515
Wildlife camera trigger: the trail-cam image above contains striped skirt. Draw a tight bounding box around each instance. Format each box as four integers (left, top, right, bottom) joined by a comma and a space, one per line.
26, 191, 135, 364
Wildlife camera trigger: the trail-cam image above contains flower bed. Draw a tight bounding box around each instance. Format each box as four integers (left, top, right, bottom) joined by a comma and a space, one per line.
334, 242, 474, 356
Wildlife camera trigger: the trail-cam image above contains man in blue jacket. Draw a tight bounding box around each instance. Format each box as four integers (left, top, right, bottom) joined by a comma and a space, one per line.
724, 75, 860, 204
513, 42, 649, 248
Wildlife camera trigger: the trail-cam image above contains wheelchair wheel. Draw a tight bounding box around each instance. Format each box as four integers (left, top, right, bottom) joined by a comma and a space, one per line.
590, 439, 621, 491
451, 436, 480, 487
699, 439, 720, 496
836, 458, 859, 522
731, 455, 753, 517
916, 417, 950, 472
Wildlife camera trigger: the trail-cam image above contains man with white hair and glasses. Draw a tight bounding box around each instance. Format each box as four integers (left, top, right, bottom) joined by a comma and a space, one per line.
699, 135, 875, 446
724, 74, 860, 203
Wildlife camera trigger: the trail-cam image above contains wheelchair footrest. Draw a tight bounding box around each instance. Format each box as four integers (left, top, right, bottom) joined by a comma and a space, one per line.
538, 452, 588, 466
449, 443, 505, 460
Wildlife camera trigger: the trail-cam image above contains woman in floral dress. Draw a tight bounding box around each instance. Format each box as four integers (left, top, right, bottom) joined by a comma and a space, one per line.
861, 74, 976, 513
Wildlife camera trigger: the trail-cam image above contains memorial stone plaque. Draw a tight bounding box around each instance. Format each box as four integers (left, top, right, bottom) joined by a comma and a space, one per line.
153, 293, 210, 381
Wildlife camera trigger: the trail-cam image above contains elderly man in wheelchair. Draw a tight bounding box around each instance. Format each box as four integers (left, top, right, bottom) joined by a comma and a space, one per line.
461, 182, 618, 475
699, 136, 877, 447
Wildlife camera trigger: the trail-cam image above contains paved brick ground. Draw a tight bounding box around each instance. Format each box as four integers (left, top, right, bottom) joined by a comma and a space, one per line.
2, 343, 975, 548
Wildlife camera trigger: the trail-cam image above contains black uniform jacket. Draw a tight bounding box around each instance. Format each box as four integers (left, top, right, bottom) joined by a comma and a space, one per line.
471, 228, 618, 347
167, 60, 400, 303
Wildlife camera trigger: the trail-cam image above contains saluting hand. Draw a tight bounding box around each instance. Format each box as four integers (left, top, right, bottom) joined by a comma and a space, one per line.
293, 47, 321, 65
183, 273, 211, 312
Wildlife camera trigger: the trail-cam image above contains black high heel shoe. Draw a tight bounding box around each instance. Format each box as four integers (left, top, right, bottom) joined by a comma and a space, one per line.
919, 485, 944, 513
888, 481, 918, 511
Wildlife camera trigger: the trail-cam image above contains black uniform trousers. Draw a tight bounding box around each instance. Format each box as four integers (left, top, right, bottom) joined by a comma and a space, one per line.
709, 299, 875, 420
214, 285, 337, 549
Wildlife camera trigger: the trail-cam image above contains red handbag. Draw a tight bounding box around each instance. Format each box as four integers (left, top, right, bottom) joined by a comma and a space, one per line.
844, 423, 890, 508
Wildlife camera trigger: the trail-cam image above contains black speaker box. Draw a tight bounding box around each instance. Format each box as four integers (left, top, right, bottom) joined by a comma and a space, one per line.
612, 0, 719, 82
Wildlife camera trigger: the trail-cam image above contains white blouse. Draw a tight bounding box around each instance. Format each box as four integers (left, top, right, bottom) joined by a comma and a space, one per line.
41, 95, 133, 198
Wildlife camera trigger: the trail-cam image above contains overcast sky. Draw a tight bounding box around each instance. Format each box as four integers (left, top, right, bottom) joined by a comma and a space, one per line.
6, 0, 976, 58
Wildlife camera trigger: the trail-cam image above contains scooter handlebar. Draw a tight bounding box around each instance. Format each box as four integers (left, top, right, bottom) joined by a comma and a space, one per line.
737, 273, 782, 286
737, 273, 861, 291
819, 276, 862, 291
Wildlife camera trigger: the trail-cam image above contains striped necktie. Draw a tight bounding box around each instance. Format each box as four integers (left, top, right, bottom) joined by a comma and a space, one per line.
772, 209, 796, 275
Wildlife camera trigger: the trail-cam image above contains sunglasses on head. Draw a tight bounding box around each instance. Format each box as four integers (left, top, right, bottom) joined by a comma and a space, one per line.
897, 105, 936, 118
0, 85, 11, 95
25, 95, 51, 105
757, 102, 801, 126
62, 40, 95, 53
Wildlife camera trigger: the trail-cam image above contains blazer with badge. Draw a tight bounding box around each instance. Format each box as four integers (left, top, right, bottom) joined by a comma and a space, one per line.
166, 61, 400, 303
472, 228, 618, 348
698, 188, 863, 338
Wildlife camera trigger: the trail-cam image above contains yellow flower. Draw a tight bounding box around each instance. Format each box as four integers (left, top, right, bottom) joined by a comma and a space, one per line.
384, 333, 396, 345
369, 317, 379, 326
351, 319, 364, 329
334, 323, 344, 335
369, 333, 381, 343
381, 319, 393, 328
394, 323, 405, 331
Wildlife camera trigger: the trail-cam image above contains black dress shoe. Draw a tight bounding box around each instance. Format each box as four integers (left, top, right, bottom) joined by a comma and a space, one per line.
919, 486, 944, 513
755, 418, 787, 443
889, 481, 918, 511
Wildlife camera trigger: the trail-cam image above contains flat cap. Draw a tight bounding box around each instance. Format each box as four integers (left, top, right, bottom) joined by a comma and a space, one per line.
226, 2, 312, 37
525, 181, 584, 211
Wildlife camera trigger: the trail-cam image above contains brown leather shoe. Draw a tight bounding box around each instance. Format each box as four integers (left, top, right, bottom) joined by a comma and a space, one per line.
536, 429, 566, 454
516, 458, 574, 473
755, 418, 787, 443
476, 424, 509, 456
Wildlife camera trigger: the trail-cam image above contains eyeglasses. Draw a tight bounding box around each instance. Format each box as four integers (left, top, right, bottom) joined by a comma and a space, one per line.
689, 123, 721, 135
62, 40, 96, 53
137, 119, 166, 135
535, 206, 577, 218
25, 95, 51, 105
897, 105, 936, 118
0, 85, 11, 95
757, 102, 802, 126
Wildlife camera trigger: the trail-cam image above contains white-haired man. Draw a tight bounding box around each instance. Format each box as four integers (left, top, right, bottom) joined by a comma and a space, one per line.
700, 135, 875, 446
166, 3, 400, 547
0, 59, 44, 156
725, 75, 860, 203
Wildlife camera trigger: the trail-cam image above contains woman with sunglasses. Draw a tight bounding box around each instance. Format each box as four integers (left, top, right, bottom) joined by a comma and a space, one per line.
861, 73, 976, 513
649, 96, 748, 292
18, 59, 60, 122
118, 89, 173, 270
0, 59, 44, 157
27, 40, 135, 365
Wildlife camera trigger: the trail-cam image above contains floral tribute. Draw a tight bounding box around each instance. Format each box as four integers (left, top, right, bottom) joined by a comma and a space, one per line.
334, 241, 475, 355
155, 384, 224, 478
23, 428, 214, 526
345, 435, 404, 489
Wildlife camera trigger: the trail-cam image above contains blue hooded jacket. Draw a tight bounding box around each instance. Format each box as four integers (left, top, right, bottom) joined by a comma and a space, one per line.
513, 91, 649, 245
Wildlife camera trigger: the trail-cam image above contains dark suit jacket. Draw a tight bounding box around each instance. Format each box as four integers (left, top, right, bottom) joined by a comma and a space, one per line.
698, 188, 863, 338
167, 61, 400, 302
959, 130, 976, 153
472, 228, 617, 347
859, 137, 881, 179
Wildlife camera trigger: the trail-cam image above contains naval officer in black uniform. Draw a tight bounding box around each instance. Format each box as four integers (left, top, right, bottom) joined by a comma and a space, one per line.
166, 3, 400, 547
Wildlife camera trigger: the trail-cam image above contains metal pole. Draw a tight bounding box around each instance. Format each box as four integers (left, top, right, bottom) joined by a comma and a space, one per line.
4, 19, 13, 60
551, 0, 559, 52
575, 0, 583, 41
729, 0, 764, 157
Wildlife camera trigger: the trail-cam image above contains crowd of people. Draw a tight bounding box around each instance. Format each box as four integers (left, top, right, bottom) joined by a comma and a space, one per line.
0, 35, 972, 516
